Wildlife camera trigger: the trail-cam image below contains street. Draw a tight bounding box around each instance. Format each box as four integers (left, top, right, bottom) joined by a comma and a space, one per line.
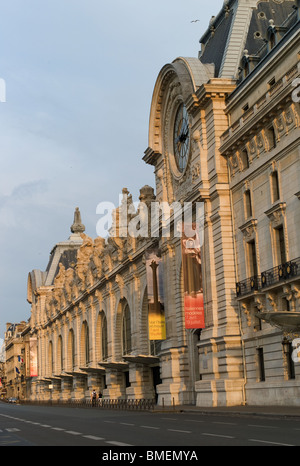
0, 402, 300, 447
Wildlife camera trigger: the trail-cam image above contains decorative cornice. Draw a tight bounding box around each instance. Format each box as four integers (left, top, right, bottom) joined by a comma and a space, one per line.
190, 80, 236, 114
239, 218, 258, 238
264, 201, 286, 220
143, 147, 161, 166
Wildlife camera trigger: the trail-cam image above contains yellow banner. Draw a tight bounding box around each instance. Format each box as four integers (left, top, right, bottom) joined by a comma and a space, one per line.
146, 248, 166, 341
149, 311, 166, 341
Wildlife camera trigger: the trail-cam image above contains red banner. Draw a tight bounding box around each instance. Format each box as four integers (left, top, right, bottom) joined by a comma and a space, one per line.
182, 224, 205, 329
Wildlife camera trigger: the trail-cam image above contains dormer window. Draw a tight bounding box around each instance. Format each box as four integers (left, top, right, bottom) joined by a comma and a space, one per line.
241, 50, 260, 79
270, 31, 276, 49
267, 20, 288, 51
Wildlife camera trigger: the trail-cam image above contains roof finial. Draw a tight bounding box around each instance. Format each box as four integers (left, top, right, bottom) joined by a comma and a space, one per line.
71, 207, 85, 234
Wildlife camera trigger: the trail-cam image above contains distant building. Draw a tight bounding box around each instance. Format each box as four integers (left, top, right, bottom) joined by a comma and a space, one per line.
4, 322, 28, 400
0, 361, 6, 399
24, 0, 300, 407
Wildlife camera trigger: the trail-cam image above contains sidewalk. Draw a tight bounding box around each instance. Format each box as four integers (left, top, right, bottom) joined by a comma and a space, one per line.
153, 404, 300, 419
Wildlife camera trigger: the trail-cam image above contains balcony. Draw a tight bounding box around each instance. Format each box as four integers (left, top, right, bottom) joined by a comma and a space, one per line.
236, 257, 300, 298
261, 259, 300, 289
236, 276, 261, 298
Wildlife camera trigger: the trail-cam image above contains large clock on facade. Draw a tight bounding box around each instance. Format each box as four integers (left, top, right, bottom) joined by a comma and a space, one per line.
173, 103, 190, 173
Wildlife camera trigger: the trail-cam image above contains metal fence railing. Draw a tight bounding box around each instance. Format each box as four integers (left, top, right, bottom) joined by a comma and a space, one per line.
236, 257, 300, 298
20, 398, 156, 411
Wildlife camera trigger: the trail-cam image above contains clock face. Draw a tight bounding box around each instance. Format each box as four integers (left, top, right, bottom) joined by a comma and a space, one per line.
173, 104, 190, 173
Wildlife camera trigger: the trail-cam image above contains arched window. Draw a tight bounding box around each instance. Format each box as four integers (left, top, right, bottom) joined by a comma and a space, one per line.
97, 311, 108, 361
101, 313, 108, 361
122, 304, 132, 356
57, 335, 63, 373
48, 341, 53, 377
67, 329, 75, 371
81, 321, 90, 366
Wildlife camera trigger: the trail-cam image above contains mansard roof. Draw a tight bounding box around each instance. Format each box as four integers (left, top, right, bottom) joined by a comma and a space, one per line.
199, 0, 298, 79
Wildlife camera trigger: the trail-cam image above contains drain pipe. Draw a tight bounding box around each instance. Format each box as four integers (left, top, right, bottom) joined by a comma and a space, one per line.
229, 186, 247, 406
238, 304, 247, 406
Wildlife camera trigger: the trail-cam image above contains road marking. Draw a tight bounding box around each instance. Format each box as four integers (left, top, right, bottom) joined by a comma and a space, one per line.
161, 418, 177, 421
187, 419, 204, 423
106, 441, 134, 446
51, 427, 65, 431
5, 428, 21, 432
83, 435, 105, 441
104, 421, 116, 424
248, 424, 279, 429
213, 422, 237, 426
65, 431, 82, 435
40, 425, 52, 428
120, 423, 135, 426
168, 429, 191, 434
202, 433, 235, 439
141, 425, 160, 430
249, 439, 294, 446
1, 439, 21, 445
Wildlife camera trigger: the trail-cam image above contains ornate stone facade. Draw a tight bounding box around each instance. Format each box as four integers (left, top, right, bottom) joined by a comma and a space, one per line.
19, 0, 300, 407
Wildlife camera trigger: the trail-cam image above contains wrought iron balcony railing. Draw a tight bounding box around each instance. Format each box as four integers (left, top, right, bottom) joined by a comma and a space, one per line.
261, 258, 300, 288
236, 276, 261, 297
236, 257, 300, 298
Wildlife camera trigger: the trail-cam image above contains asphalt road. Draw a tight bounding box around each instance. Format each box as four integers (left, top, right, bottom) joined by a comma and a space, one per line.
0, 402, 300, 447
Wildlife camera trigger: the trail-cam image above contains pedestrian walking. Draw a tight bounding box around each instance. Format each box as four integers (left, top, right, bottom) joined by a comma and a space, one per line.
91, 389, 97, 407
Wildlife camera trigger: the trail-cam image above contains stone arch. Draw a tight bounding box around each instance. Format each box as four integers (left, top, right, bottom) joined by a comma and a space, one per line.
115, 298, 132, 359
96, 310, 108, 362
148, 58, 214, 155
67, 329, 75, 371
57, 335, 63, 373
80, 320, 90, 367
48, 341, 53, 377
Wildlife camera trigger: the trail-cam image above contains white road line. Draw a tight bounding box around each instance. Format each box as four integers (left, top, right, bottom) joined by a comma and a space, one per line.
106, 441, 134, 446
51, 427, 65, 431
65, 431, 82, 436
141, 425, 160, 430
5, 428, 21, 433
168, 429, 192, 434
83, 435, 105, 441
40, 425, 52, 428
248, 424, 279, 429
213, 422, 237, 426
120, 423, 135, 426
187, 419, 204, 423
202, 433, 235, 439
249, 439, 294, 446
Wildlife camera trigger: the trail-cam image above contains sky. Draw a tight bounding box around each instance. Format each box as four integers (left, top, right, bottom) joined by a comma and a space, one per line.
0, 0, 223, 338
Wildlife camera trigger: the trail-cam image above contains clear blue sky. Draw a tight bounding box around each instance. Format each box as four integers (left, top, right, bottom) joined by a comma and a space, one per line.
0, 0, 223, 337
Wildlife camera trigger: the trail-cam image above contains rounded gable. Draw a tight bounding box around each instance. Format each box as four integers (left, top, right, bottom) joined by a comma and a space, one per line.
148, 57, 214, 154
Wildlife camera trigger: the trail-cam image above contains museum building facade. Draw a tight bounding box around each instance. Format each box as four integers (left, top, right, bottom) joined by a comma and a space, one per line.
19, 0, 300, 407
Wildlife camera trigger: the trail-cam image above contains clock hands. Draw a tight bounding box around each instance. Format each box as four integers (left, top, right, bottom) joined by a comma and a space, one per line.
174, 104, 190, 173
175, 119, 189, 144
